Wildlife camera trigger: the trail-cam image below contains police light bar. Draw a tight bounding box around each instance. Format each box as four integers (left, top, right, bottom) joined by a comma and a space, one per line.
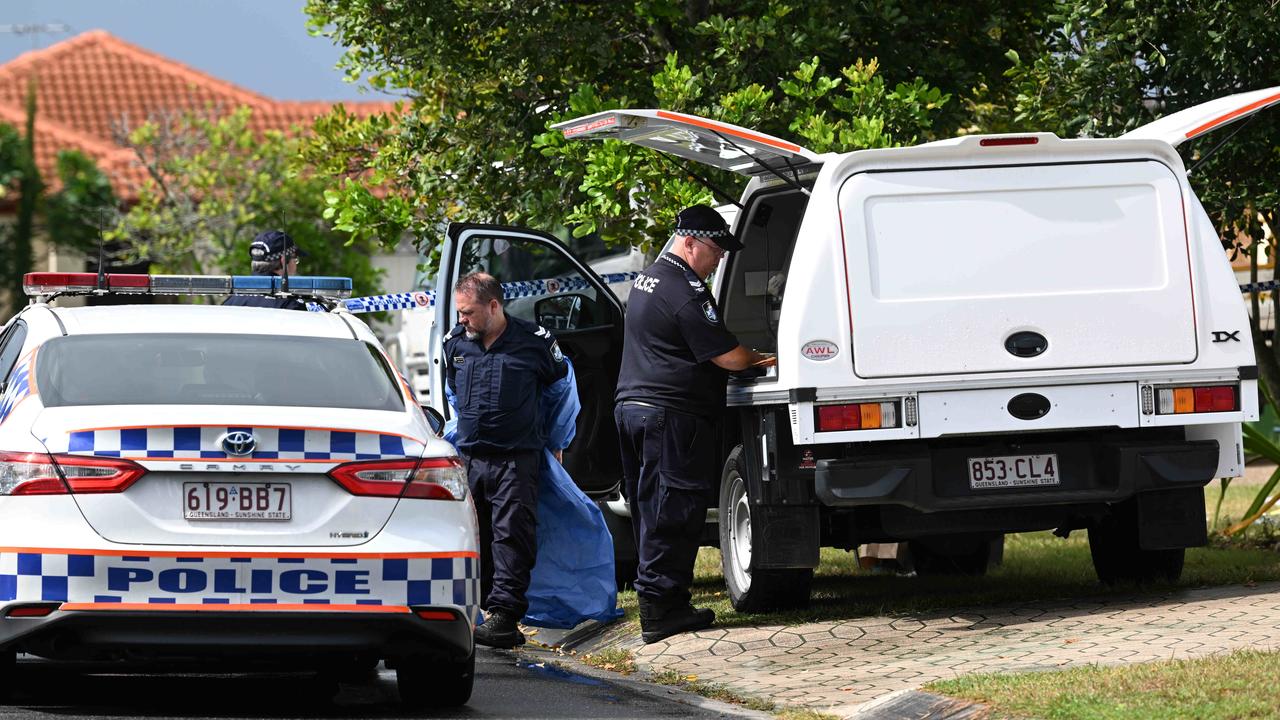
23, 273, 352, 299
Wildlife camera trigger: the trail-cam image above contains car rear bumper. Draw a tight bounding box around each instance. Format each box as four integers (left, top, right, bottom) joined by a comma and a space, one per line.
0, 606, 472, 663
814, 430, 1219, 512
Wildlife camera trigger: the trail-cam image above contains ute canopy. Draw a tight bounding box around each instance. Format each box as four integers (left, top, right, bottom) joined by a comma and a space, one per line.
552, 109, 820, 178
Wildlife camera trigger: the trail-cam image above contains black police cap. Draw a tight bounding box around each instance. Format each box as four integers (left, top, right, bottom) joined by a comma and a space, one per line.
674, 205, 743, 252
249, 230, 308, 262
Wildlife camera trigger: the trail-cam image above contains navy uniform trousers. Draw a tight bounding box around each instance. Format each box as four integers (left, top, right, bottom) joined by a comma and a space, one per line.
614, 403, 716, 605
462, 450, 540, 616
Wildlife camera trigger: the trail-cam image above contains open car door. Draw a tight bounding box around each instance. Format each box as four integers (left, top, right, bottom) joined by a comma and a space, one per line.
1120, 85, 1280, 147
552, 109, 820, 177
433, 223, 626, 497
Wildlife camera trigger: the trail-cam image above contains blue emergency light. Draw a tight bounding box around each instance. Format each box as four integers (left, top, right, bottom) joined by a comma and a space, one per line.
23, 273, 353, 299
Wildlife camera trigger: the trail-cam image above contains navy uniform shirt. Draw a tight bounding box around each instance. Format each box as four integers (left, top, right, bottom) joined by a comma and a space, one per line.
444, 315, 569, 453
615, 252, 739, 417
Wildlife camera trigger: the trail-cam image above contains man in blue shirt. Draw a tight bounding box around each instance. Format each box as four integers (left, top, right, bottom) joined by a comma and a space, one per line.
615, 205, 774, 644
444, 272, 569, 648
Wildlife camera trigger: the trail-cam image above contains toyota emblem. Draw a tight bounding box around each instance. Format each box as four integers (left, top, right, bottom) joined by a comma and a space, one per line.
219, 431, 257, 457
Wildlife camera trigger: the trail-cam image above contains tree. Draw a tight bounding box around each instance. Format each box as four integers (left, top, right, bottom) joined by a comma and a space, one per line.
301, 0, 1051, 252
110, 106, 383, 294
1000, 0, 1280, 534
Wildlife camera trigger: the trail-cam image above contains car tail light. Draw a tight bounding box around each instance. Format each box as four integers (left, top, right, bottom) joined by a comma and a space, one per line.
814, 401, 899, 432
1155, 384, 1238, 414
414, 609, 459, 621
980, 136, 1039, 147
329, 457, 467, 500
0, 451, 144, 495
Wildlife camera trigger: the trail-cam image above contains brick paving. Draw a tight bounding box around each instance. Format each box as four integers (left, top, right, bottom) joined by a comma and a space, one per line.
606, 581, 1280, 719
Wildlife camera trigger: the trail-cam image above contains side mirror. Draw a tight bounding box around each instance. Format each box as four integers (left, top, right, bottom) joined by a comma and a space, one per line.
535, 294, 585, 331
421, 405, 446, 437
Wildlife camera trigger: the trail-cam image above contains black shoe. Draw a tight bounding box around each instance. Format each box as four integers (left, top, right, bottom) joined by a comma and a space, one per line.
638, 598, 715, 644
474, 608, 526, 649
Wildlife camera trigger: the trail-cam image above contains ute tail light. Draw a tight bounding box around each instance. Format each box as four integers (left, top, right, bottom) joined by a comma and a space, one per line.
4, 603, 60, 618
815, 401, 900, 432
329, 457, 467, 501
1155, 384, 1238, 415
0, 451, 145, 496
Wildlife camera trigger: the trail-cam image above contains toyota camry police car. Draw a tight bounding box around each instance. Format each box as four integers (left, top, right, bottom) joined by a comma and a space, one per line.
0, 272, 477, 709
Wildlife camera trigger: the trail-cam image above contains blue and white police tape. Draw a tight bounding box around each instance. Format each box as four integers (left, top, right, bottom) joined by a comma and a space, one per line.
1240, 279, 1280, 293
310, 271, 642, 314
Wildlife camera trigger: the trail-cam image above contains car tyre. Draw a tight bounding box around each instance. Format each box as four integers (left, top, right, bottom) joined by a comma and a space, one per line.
719, 446, 813, 612
1088, 501, 1184, 585
0, 650, 14, 700
396, 651, 475, 709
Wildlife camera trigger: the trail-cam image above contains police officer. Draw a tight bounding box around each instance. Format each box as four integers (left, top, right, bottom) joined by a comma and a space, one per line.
615, 205, 775, 644
223, 230, 308, 310
444, 272, 569, 648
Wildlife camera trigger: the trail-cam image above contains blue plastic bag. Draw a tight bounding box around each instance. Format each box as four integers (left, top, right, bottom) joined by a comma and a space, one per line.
445, 358, 622, 628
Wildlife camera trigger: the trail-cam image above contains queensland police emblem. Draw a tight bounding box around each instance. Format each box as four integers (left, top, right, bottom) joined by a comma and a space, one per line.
701, 300, 718, 324
551, 341, 564, 362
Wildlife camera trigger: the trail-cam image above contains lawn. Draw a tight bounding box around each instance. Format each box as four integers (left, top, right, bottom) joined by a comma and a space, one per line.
925, 648, 1280, 720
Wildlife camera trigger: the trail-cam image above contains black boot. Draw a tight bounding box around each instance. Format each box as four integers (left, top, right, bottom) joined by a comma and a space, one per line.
474, 608, 526, 649
638, 597, 714, 644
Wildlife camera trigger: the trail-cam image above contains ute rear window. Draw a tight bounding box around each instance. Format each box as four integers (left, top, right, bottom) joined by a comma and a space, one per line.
36, 333, 405, 411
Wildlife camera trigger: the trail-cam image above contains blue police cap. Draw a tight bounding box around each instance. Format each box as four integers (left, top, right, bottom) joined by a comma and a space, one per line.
249, 230, 308, 263
675, 205, 742, 251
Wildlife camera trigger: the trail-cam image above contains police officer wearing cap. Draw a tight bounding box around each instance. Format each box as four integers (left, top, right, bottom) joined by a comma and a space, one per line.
615, 205, 775, 644
223, 230, 309, 310
444, 272, 569, 648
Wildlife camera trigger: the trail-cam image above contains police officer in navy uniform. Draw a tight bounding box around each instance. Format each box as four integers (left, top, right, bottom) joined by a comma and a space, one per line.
444, 272, 569, 648
615, 205, 775, 643
223, 230, 308, 310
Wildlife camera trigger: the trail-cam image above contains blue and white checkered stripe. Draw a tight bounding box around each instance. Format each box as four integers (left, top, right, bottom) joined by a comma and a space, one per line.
310, 272, 642, 314
0, 354, 33, 426
0, 552, 479, 619
47, 427, 425, 461
1240, 279, 1280, 293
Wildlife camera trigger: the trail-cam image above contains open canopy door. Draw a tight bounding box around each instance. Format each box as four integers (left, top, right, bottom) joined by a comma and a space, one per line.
552, 109, 819, 177
1121, 85, 1280, 147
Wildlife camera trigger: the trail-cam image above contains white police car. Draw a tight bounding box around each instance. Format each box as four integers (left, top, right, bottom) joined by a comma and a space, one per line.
0, 272, 477, 708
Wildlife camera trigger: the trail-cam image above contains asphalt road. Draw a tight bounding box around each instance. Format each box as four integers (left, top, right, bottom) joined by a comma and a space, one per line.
0, 649, 749, 719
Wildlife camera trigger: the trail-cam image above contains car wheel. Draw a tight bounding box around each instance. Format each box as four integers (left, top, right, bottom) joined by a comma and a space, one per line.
396, 651, 475, 709
719, 446, 813, 612
0, 650, 14, 700
1088, 502, 1184, 585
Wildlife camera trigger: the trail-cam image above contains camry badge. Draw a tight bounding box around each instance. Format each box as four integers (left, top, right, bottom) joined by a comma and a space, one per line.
219, 431, 257, 457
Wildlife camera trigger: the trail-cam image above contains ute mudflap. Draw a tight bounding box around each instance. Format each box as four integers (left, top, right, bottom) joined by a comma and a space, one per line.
813, 429, 1218, 512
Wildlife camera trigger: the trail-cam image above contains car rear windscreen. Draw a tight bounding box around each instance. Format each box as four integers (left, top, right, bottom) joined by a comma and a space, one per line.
36, 333, 405, 411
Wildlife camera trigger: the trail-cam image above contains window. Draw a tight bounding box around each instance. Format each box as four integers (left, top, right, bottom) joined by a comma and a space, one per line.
456, 233, 612, 332
0, 320, 28, 390
37, 333, 405, 411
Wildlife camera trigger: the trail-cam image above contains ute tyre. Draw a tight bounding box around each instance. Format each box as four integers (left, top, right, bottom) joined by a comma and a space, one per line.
1088, 512, 1184, 585
719, 446, 813, 612
396, 651, 475, 709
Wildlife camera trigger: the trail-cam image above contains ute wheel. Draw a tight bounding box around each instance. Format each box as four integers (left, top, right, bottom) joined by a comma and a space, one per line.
909, 534, 1003, 577
1088, 501, 1184, 585
396, 651, 475, 709
719, 446, 813, 612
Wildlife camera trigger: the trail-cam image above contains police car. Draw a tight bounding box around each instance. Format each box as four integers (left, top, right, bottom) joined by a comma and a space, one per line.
0, 272, 477, 708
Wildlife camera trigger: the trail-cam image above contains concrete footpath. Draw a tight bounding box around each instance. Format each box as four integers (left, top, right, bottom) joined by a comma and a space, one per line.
556, 580, 1280, 719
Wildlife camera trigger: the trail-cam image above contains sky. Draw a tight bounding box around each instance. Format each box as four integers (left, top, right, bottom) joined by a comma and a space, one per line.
0, 0, 386, 101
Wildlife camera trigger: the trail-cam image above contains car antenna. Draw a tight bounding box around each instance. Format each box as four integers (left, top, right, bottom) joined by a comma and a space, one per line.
280, 233, 291, 297
94, 228, 107, 294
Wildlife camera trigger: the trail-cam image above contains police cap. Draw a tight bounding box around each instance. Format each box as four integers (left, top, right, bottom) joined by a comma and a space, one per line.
249, 230, 309, 263
674, 205, 743, 252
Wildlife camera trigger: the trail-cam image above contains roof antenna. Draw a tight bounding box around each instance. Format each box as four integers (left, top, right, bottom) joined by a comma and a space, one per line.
95, 228, 107, 293
280, 232, 291, 297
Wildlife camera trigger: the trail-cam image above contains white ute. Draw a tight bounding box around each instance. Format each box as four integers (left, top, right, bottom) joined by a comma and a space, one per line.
542, 90, 1270, 609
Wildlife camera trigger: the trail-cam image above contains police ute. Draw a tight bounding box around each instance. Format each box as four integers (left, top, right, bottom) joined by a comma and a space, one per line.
0, 272, 476, 708
423, 87, 1274, 612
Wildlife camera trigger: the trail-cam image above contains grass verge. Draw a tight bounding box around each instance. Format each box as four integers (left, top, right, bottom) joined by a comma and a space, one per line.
925, 648, 1280, 720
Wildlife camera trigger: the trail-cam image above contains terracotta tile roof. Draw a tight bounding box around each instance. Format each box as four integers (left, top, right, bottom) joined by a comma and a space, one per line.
0, 30, 395, 201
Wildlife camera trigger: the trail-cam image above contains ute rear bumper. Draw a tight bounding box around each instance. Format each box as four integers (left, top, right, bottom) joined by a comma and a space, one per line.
815, 431, 1218, 512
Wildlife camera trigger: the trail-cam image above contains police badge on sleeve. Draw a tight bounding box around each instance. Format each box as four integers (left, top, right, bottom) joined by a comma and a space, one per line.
551, 341, 565, 362
702, 301, 718, 324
